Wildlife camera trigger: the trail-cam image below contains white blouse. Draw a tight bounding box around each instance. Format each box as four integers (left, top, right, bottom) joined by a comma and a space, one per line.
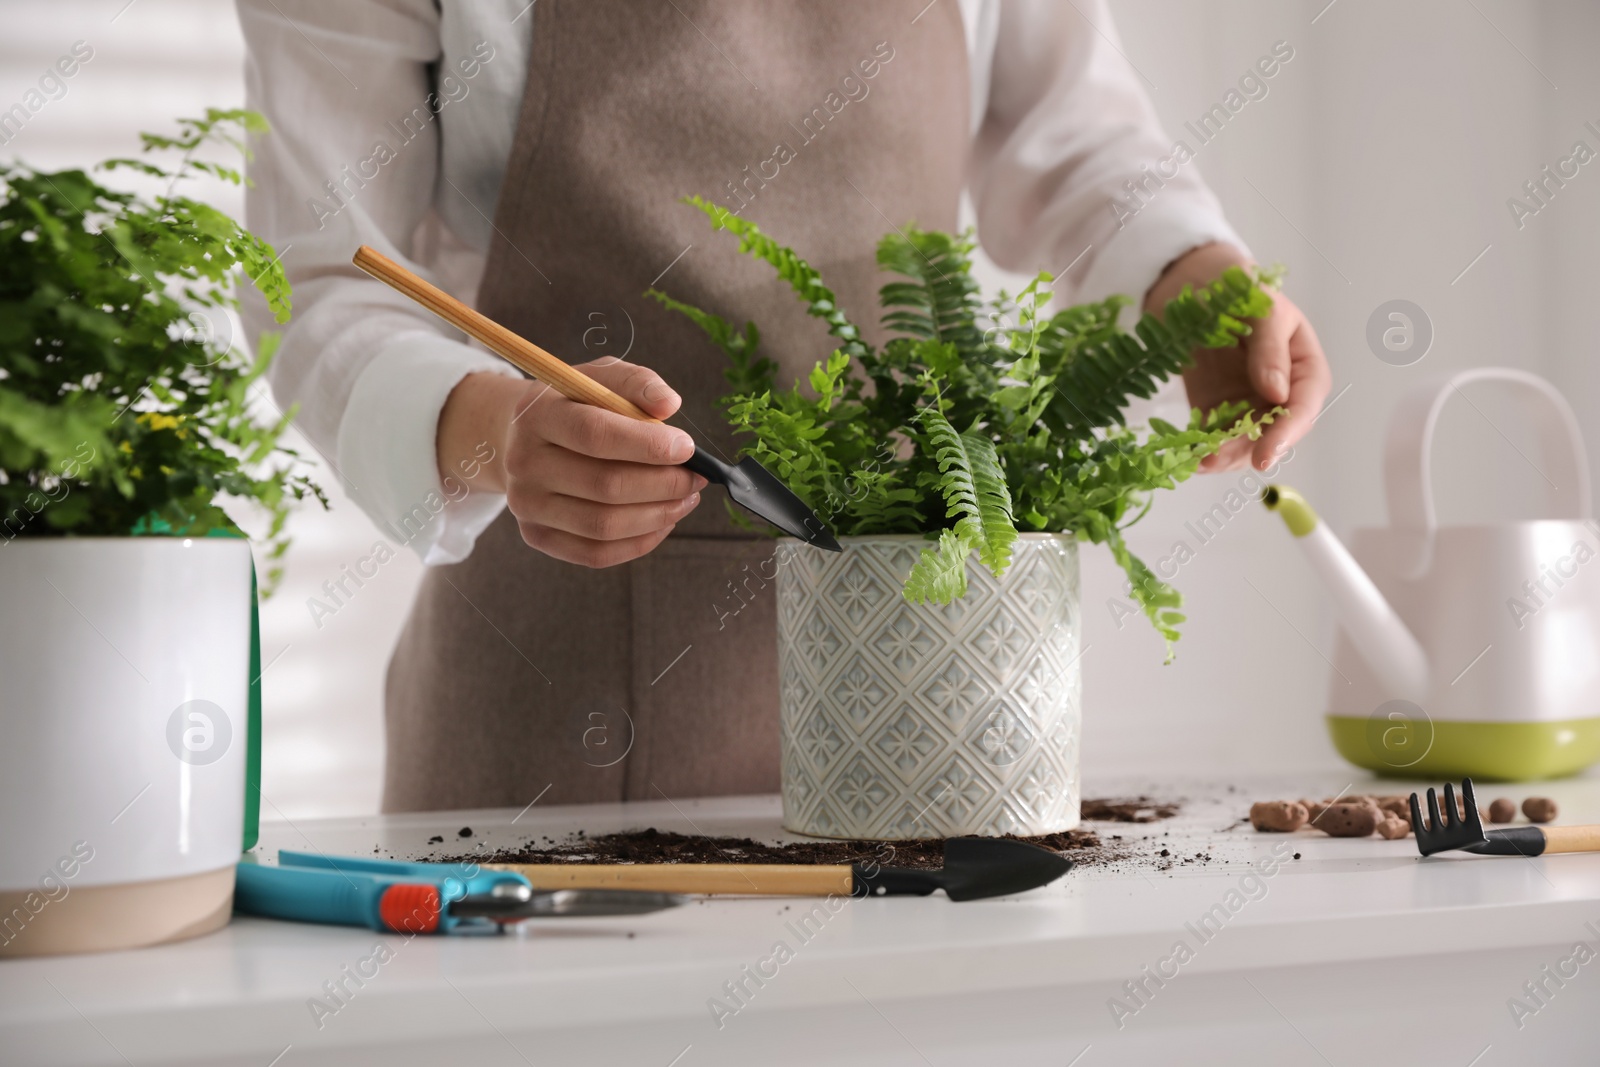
238, 0, 1244, 564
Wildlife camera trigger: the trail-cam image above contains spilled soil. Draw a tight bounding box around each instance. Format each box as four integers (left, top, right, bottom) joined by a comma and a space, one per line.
432, 797, 1180, 872
1080, 796, 1181, 823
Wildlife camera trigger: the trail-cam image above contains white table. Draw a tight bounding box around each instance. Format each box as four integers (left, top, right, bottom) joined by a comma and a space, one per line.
4, 773, 1599, 1066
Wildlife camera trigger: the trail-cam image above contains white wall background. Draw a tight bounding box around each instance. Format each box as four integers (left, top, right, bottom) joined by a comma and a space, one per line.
3, 1, 1594, 817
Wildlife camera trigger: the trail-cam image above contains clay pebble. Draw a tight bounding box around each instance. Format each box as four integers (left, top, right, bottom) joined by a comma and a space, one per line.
1377, 796, 1410, 818
1376, 815, 1410, 839
1318, 803, 1381, 838
1250, 800, 1309, 832
1250, 789, 1511, 840
1523, 797, 1558, 824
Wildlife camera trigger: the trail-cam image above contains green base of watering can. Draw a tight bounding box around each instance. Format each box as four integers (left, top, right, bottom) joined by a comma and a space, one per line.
1327, 714, 1600, 782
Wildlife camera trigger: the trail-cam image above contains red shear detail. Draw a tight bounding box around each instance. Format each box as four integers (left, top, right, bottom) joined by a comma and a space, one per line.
379, 883, 442, 933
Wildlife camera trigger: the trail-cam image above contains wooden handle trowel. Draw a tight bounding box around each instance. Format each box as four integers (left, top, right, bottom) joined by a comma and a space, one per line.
491, 837, 1073, 901
352, 245, 840, 551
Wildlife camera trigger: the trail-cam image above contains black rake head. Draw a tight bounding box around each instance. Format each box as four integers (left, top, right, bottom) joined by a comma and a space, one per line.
1410, 777, 1489, 857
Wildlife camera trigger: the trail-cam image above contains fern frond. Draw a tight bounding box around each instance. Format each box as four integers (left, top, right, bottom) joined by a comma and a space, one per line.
916, 406, 1017, 575
903, 528, 972, 604
683, 195, 868, 358
1044, 266, 1274, 440
646, 288, 773, 396
877, 228, 985, 353
1163, 265, 1274, 351
1104, 527, 1184, 661
1044, 322, 1189, 439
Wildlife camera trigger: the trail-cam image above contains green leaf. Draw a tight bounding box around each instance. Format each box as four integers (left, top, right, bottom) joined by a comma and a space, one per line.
1105, 527, 1184, 661
679, 196, 868, 358
1043, 266, 1274, 440
876, 228, 985, 353
645, 288, 773, 397
903, 528, 971, 604
916, 405, 1016, 576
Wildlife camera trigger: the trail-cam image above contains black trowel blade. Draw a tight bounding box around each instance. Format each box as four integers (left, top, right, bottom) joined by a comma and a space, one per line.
724, 456, 842, 551
938, 837, 1075, 901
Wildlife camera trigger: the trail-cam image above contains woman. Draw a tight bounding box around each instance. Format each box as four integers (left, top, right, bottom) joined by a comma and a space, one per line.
238, 0, 1330, 812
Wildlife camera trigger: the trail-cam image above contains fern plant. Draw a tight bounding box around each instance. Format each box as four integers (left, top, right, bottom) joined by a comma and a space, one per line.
0, 110, 322, 591
650, 197, 1281, 652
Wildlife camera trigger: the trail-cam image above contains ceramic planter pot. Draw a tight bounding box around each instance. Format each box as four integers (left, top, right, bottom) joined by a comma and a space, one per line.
777, 533, 1081, 839
0, 537, 252, 957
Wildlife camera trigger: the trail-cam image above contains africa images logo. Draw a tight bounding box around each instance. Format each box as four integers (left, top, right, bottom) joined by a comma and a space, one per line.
165, 700, 232, 766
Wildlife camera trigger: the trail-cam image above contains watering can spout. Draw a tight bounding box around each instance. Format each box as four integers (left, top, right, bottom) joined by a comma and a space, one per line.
1262, 485, 1431, 701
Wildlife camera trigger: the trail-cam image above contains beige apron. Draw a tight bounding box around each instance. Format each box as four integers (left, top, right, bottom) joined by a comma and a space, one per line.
383, 0, 969, 811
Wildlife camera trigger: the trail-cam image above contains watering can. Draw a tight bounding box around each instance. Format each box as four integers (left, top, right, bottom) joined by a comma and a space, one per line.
1264, 368, 1600, 781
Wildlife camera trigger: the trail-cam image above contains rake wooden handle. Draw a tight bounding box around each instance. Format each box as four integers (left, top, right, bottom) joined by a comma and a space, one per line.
351, 244, 654, 422
488, 863, 853, 896
1541, 825, 1600, 854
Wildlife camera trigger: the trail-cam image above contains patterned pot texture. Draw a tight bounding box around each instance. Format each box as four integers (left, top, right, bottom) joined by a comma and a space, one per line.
777, 533, 1081, 839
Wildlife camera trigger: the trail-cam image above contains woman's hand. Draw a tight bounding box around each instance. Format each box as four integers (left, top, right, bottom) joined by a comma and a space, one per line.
437, 359, 705, 567
1145, 242, 1331, 472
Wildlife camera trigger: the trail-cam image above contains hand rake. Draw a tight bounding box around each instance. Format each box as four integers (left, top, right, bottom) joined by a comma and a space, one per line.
1410, 778, 1600, 857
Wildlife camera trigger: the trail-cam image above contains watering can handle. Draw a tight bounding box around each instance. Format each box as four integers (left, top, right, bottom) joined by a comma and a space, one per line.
1385, 368, 1593, 536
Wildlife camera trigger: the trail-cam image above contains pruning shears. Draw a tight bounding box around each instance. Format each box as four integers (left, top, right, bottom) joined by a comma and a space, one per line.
234, 851, 683, 935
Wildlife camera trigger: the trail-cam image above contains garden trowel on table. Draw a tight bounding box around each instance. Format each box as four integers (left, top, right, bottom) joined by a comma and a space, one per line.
492, 837, 1075, 901
352, 245, 840, 551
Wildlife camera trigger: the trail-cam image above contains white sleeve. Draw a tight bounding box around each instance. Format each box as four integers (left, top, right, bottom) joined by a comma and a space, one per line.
237, 0, 519, 565
969, 0, 1248, 309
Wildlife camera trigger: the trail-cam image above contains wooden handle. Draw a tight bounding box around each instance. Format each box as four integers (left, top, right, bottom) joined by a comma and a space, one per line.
1541, 825, 1600, 853
351, 244, 654, 422
487, 863, 853, 896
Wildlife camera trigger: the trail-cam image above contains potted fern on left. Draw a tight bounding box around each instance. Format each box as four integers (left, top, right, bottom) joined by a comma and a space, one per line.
0, 112, 320, 957
656, 199, 1279, 840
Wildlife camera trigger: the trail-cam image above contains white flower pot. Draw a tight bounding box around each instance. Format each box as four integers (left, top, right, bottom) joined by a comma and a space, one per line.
778, 534, 1081, 839
0, 537, 252, 957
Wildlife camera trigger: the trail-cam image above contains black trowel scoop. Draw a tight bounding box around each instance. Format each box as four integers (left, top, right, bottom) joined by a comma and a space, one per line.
685, 449, 841, 551
352, 245, 840, 551
854, 837, 1075, 901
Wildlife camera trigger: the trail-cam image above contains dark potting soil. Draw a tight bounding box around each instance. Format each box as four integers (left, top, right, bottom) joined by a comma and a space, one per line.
434, 798, 1180, 872
1080, 796, 1182, 823
457, 826, 1102, 871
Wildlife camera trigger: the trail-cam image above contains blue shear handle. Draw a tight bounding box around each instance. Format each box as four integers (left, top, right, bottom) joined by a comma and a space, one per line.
279, 850, 480, 882
278, 850, 525, 902
235, 863, 400, 932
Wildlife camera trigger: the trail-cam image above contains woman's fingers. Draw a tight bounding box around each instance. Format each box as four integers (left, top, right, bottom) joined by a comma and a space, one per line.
538, 399, 695, 464
492, 357, 703, 569
538, 451, 707, 505
1199, 435, 1255, 472
527, 490, 701, 542
579, 357, 684, 420
1244, 297, 1296, 407
517, 522, 678, 569
1251, 312, 1331, 470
